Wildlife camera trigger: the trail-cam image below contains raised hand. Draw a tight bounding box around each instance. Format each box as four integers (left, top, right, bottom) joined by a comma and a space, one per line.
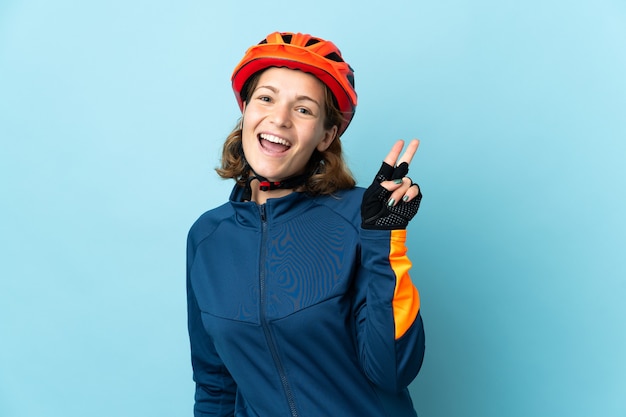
361, 139, 422, 230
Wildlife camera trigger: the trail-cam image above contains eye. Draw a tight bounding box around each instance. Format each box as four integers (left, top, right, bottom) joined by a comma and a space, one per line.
257, 95, 272, 102
296, 107, 313, 115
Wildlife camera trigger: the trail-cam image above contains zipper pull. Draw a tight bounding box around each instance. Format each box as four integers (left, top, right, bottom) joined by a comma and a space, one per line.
259, 204, 266, 222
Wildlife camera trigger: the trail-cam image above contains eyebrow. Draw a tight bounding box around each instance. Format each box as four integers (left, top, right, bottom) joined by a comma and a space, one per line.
255, 85, 321, 108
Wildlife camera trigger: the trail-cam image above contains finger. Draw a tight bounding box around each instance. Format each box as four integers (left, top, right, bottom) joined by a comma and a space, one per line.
397, 139, 420, 166
379, 177, 404, 193
391, 162, 409, 180
374, 162, 395, 183
382, 140, 405, 166
401, 183, 421, 203
387, 177, 412, 206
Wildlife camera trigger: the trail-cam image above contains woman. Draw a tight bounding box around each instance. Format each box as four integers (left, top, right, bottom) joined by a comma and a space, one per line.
187, 31, 425, 417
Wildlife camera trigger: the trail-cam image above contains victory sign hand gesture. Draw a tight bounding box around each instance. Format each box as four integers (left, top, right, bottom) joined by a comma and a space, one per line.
361, 139, 422, 230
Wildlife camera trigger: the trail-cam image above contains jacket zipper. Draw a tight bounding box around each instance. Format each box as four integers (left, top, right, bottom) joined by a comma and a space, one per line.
258, 204, 299, 417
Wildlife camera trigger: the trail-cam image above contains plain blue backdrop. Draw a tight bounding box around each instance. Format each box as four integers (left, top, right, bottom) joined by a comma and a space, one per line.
1, 1, 624, 416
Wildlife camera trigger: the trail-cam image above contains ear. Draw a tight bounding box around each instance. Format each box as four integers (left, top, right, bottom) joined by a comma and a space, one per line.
316, 125, 338, 152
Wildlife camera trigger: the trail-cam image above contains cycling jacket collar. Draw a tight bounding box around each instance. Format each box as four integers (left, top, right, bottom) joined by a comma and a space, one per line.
229, 185, 315, 227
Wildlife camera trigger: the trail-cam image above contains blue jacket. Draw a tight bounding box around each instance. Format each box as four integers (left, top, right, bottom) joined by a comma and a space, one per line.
187, 186, 425, 417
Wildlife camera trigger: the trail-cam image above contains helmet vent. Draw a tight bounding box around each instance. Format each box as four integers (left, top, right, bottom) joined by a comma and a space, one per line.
305, 38, 321, 47
324, 52, 344, 63
280, 34, 293, 43
347, 74, 355, 88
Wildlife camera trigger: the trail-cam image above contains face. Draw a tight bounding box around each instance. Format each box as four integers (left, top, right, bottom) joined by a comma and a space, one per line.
241, 67, 338, 182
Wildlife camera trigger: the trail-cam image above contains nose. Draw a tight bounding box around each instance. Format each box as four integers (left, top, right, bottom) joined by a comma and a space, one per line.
270, 103, 292, 128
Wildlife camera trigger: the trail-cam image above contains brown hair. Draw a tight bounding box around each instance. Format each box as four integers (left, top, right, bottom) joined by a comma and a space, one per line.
216, 69, 356, 195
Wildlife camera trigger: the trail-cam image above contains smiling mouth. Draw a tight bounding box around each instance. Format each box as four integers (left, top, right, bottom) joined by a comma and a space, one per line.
259, 133, 292, 153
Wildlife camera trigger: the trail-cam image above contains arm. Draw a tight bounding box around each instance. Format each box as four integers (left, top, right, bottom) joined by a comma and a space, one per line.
355, 139, 426, 391
355, 228, 425, 391
187, 235, 236, 416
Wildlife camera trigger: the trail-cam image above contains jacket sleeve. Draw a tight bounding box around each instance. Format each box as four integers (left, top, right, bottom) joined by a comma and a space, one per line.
187, 236, 237, 416
354, 228, 425, 392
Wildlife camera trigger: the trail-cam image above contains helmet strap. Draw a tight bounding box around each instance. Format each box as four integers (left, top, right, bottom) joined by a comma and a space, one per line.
242, 168, 311, 201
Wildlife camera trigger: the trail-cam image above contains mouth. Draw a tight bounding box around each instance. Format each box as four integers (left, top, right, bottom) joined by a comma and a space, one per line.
258, 133, 292, 153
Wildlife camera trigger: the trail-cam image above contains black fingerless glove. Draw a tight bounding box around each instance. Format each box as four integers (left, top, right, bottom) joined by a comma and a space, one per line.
361, 162, 422, 230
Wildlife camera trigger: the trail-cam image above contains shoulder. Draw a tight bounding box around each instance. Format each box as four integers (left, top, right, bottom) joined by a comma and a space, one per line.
319, 186, 365, 206
311, 187, 365, 226
187, 202, 234, 248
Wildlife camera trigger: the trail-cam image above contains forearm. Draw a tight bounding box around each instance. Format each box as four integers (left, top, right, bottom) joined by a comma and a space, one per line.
356, 228, 425, 391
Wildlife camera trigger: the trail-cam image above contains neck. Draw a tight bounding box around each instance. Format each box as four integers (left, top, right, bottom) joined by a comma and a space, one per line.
249, 178, 294, 204
244, 167, 311, 204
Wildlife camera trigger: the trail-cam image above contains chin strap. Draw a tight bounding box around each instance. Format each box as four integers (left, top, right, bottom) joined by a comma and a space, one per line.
242, 168, 311, 201
239, 143, 320, 200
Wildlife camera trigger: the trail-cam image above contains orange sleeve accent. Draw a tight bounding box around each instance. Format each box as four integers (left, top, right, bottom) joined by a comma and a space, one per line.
389, 229, 420, 339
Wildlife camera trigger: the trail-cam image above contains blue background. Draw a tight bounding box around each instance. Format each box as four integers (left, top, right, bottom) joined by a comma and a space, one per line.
1, 1, 624, 416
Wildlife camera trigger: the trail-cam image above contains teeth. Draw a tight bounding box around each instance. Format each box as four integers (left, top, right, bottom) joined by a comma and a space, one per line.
260, 133, 291, 147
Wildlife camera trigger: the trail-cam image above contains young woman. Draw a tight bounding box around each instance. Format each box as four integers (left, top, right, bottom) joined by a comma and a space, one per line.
187, 32, 425, 417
